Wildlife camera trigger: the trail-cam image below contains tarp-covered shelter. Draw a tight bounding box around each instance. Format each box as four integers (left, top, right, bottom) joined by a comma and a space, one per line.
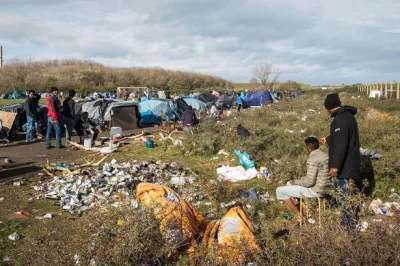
217, 95, 235, 109
243, 90, 273, 107
139, 100, 177, 125
194, 93, 218, 104
183, 98, 207, 111
9, 90, 26, 99
103, 101, 140, 130
175, 98, 190, 115
81, 99, 117, 125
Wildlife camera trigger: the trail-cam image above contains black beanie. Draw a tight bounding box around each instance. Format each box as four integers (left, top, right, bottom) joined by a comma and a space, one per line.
324, 93, 341, 110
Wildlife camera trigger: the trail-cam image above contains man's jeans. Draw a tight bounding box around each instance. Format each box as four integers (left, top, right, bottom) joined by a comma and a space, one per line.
26, 115, 35, 141
62, 116, 75, 145
81, 128, 99, 142
46, 117, 62, 148
334, 178, 358, 229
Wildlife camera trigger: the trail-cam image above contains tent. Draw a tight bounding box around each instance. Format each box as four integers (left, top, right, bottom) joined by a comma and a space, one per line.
103, 101, 140, 130
139, 100, 177, 125
81, 99, 117, 125
175, 98, 190, 115
9, 90, 26, 99
243, 90, 273, 107
194, 93, 218, 104
183, 98, 207, 111
0, 94, 9, 99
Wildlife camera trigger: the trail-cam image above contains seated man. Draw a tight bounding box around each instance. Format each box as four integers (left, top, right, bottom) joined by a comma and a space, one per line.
183, 106, 199, 129
276, 136, 329, 222
75, 112, 103, 143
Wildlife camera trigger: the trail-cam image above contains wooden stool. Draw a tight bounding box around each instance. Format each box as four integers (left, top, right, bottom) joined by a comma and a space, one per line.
300, 196, 326, 227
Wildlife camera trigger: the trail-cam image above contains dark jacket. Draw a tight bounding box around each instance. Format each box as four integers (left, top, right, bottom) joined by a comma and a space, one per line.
327, 106, 360, 179
183, 109, 197, 126
62, 96, 76, 119
75, 115, 96, 135
24, 94, 41, 116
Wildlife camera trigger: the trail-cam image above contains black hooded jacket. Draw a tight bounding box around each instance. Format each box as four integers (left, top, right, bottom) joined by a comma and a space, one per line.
327, 106, 361, 179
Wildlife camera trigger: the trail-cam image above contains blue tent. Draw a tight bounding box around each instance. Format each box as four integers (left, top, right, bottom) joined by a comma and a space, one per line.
183, 98, 207, 110
138, 100, 177, 124
243, 90, 273, 107
10, 90, 26, 99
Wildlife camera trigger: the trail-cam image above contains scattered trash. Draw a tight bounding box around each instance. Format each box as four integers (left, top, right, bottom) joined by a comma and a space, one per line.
8, 232, 21, 241
368, 199, 399, 216
37, 173, 44, 176
36, 160, 197, 215
2, 256, 11, 262
0, 197, 5, 202
237, 124, 250, 137
14, 212, 28, 218
390, 193, 400, 199
356, 221, 369, 232
33, 186, 43, 191
4, 158, 11, 163
43, 213, 53, 219
217, 165, 258, 182
217, 149, 229, 156
171, 176, 186, 186
307, 218, 316, 224
234, 150, 255, 169
220, 201, 237, 208
241, 188, 259, 201
360, 148, 383, 159
13, 181, 25, 186
283, 213, 293, 220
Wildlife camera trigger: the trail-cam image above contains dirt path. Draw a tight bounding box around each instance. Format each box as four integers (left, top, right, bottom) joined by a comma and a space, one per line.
0, 127, 156, 183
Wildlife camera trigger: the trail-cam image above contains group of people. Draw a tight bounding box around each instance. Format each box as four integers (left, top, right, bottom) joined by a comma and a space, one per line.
276, 93, 361, 229
24, 87, 103, 148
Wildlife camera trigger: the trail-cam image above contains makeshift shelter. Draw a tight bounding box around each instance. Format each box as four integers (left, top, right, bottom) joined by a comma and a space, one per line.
0, 94, 9, 99
183, 98, 207, 111
243, 90, 273, 107
9, 90, 26, 99
81, 99, 117, 125
0, 103, 48, 138
217, 95, 235, 109
139, 100, 177, 125
194, 93, 218, 104
103, 101, 140, 130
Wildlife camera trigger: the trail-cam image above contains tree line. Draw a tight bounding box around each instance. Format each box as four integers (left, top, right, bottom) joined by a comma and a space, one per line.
0, 58, 233, 94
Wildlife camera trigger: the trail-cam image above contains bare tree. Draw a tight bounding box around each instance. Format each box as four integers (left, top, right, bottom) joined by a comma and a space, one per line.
251, 63, 281, 89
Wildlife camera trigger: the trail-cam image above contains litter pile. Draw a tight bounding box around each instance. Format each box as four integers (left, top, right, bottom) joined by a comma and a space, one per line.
35, 159, 197, 215
369, 198, 400, 216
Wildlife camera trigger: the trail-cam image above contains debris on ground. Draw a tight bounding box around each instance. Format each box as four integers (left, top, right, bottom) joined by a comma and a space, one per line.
369, 198, 400, 216
217, 165, 258, 182
0, 197, 5, 202
8, 232, 21, 241
220, 201, 237, 208
34, 159, 198, 215
13, 181, 25, 186
360, 148, 383, 159
14, 212, 28, 218
234, 150, 255, 169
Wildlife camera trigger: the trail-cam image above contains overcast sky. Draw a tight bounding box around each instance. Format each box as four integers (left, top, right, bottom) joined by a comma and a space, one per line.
1, 0, 399, 85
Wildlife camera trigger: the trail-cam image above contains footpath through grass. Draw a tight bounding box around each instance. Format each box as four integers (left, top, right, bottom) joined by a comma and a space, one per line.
0, 89, 399, 265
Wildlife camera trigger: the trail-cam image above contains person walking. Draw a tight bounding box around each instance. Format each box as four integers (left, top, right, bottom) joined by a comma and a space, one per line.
320, 93, 361, 229
62, 89, 76, 145
24, 89, 41, 142
45, 87, 63, 149
236, 93, 243, 113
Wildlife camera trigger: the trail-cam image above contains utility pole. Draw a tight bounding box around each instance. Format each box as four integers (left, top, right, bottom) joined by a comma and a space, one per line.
0, 46, 3, 67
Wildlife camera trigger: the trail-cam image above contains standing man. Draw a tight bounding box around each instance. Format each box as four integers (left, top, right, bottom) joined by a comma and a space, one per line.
24, 89, 41, 142
320, 93, 361, 229
62, 89, 76, 145
46, 87, 63, 149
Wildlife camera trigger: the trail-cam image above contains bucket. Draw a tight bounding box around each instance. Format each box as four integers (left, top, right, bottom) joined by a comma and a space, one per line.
84, 138, 92, 148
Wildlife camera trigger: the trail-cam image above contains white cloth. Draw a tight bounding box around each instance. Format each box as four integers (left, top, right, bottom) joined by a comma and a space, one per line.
217, 165, 258, 182
276, 181, 318, 200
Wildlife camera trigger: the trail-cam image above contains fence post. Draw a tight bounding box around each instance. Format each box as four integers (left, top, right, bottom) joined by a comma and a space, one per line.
397, 82, 399, 100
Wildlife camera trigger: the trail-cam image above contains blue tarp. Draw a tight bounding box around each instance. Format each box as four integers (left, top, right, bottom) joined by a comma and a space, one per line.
138, 100, 176, 124
243, 90, 273, 106
10, 90, 26, 99
183, 98, 207, 110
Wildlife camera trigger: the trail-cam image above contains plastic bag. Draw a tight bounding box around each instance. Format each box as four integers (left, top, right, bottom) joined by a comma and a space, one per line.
234, 150, 255, 169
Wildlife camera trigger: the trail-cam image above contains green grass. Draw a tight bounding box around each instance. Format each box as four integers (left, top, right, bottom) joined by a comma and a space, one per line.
0, 99, 46, 105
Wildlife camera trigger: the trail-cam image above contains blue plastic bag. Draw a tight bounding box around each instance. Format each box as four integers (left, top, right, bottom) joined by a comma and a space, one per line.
234, 150, 255, 169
